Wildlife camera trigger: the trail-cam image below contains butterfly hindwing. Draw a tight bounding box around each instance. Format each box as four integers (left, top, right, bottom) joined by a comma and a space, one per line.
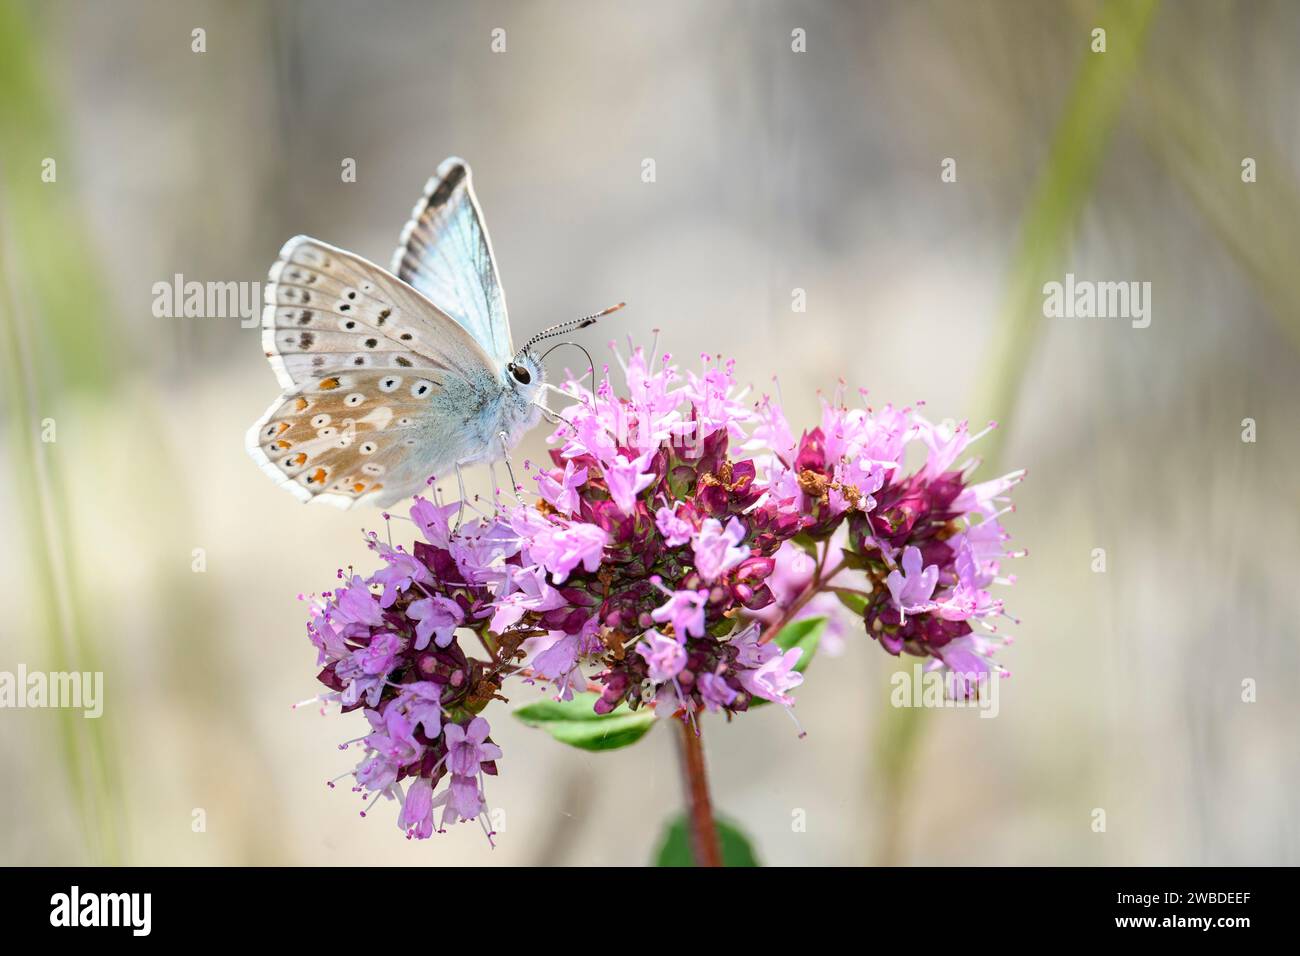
391, 157, 514, 366
246, 368, 459, 508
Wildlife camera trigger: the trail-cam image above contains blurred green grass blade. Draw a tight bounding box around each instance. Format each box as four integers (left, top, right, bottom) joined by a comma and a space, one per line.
1133, 76, 1300, 355
871, 699, 931, 866
0, 235, 123, 863
873, 0, 1159, 864
974, 0, 1161, 467
0, 0, 117, 395
0, 0, 125, 862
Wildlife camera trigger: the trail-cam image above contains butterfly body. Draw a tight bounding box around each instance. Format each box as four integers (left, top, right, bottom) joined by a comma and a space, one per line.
246, 158, 550, 509
400, 349, 544, 488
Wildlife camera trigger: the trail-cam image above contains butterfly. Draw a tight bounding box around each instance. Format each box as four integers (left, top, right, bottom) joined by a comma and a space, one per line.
245, 157, 620, 509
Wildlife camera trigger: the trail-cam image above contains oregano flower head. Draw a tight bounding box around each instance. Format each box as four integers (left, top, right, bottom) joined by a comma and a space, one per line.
301, 340, 1024, 841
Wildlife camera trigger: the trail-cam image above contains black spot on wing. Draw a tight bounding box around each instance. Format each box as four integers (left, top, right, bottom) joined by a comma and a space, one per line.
429, 163, 467, 208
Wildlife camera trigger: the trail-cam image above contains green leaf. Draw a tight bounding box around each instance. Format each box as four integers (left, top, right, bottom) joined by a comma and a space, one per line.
790, 532, 819, 557
838, 546, 872, 571
749, 615, 826, 708
653, 813, 761, 867
773, 615, 826, 672
513, 692, 656, 751
831, 588, 869, 616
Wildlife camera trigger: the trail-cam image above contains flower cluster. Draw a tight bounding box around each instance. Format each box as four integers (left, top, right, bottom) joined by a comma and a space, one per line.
301, 341, 1024, 841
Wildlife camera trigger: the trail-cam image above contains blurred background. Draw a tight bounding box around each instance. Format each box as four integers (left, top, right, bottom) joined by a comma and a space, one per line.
2, 0, 1297, 866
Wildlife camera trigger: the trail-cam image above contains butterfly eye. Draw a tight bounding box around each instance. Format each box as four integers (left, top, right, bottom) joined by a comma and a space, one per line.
509, 363, 532, 386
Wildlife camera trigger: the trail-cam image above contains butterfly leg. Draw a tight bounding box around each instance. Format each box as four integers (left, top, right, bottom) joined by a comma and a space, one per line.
497, 433, 525, 504
454, 462, 468, 531
535, 385, 577, 426
536, 403, 566, 426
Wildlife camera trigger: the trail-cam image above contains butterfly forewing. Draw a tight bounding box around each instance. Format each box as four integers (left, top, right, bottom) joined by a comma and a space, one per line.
391, 157, 514, 366
262, 235, 493, 388
249, 235, 508, 507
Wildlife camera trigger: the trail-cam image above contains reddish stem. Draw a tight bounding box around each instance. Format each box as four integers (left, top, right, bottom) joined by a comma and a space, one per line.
759, 553, 847, 644
675, 718, 722, 866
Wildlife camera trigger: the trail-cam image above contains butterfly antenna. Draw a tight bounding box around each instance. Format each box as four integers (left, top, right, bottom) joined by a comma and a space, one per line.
541, 340, 598, 397
520, 301, 624, 355
523, 301, 623, 397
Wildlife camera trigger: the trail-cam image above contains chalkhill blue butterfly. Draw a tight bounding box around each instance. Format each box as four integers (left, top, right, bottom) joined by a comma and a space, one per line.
246, 157, 620, 508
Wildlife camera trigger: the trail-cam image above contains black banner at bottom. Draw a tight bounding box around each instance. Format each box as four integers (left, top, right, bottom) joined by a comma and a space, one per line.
0, 866, 1283, 940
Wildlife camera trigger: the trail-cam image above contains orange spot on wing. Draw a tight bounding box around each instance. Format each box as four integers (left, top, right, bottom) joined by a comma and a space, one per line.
308, 467, 327, 485
273, 440, 292, 450
318, 377, 340, 390
274, 422, 291, 435
294, 397, 310, 411
351, 482, 366, 493
290, 453, 307, 466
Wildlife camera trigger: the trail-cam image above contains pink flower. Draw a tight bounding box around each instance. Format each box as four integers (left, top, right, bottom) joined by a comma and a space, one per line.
691, 517, 749, 583
683, 358, 752, 442
334, 576, 384, 627
307, 606, 349, 665
748, 394, 797, 463
651, 587, 709, 639
915, 416, 974, 480
949, 519, 1009, 580
527, 521, 608, 584
952, 469, 1026, 517
535, 460, 587, 517
354, 753, 399, 795
356, 632, 403, 675
364, 707, 422, 767
444, 717, 503, 777
369, 542, 432, 607
738, 647, 804, 705
732, 623, 772, 669
305, 338, 1026, 844
439, 774, 486, 824
698, 671, 738, 711
396, 681, 443, 739
489, 564, 566, 634
929, 633, 1007, 699
886, 546, 939, 619
451, 517, 521, 586
532, 631, 581, 684
400, 777, 435, 839
411, 496, 461, 549
407, 594, 463, 649
831, 456, 886, 514
559, 399, 620, 463
603, 450, 656, 515
636, 631, 687, 683
655, 506, 694, 546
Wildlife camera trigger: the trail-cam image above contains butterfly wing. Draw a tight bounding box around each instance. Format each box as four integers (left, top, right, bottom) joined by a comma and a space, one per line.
391, 157, 514, 366
247, 236, 506, 508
